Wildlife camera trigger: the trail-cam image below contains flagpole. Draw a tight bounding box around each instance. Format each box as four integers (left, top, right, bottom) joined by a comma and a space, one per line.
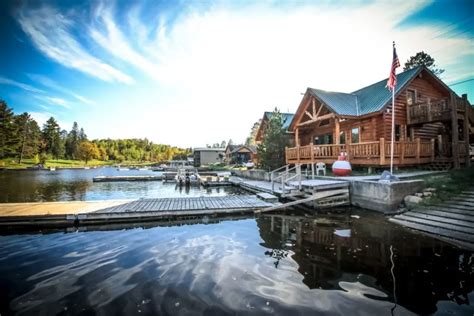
390, 87, 395, 174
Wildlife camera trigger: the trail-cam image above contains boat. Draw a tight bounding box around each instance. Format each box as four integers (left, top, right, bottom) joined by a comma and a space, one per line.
331, 152, 351, 176
175, 167, 200, 186
49, 167, 56, 171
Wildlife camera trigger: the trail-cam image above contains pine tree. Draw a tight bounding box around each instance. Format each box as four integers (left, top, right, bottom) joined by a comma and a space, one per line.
257, 109, 289, 171
404, 51, 444, 76
65, 122, 80, 159
0, 100, 18, 158
42, 117, 62, 159
14, 113, 41, 163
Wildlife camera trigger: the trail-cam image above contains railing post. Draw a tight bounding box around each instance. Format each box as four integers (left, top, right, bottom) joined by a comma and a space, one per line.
400, 140, 405, 165
379, 138, 385, 165
310, 145, 314, 163
298, 164, 302, 190
451, 93, 460, 169
430, 138, 435, 162
296, 146, 300, 164
463, 94, 471, 167
416, 138, 421, 164
285, 147, 288, 164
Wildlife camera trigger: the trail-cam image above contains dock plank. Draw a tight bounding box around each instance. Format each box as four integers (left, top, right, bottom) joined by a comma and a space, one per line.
393, 214, 474, 235
389, 218, 474, 244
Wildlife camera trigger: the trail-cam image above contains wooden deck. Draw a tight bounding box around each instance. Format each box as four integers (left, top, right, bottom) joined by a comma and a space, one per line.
0, 195, 274, 228
286, 138, 435, 166
389, 188, 474, 250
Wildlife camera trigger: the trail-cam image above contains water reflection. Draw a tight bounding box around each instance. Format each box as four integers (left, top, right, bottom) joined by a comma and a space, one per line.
256, 211, 474, 315
0, 210, 472, 315
0, 168, 242, 202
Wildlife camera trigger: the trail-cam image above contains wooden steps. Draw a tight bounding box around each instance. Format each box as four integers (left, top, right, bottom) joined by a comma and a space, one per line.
390, 187, 474, 249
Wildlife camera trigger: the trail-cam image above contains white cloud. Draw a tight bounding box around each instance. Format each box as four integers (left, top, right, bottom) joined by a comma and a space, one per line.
27, 74, 95, 105
14, 1, 474, 146
0, 76, 44, 94
17, 5, 134, 84
45, 97, 71, 109
89, 2, 161, 81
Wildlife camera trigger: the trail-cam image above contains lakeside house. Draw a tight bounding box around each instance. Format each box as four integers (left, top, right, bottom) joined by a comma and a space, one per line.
193, 148, 225, 167
225, 144, 257, 164
283, 66, 472, 169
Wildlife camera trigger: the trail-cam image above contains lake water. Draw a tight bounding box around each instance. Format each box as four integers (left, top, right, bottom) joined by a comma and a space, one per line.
0, 168, 240, 202
0, 210, 473, 315
0, 169, 473, 315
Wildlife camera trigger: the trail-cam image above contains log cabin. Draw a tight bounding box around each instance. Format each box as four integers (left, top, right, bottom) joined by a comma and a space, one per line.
286, 66, 472, 169
225, 144, 257, 164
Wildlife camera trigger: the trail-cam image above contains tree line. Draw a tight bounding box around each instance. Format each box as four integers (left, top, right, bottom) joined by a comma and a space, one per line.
0, 100, 190, 164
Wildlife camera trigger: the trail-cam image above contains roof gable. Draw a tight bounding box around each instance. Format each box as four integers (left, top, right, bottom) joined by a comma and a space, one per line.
301, 66, 426, 119
263, 111, 295, 130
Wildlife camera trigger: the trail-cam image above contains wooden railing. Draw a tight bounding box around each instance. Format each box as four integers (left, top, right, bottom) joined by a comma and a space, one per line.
286, 138, 434, 166
407, 99, 450, 125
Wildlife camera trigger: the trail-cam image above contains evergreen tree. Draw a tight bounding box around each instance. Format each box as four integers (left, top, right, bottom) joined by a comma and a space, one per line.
78, 128, 87, 141
0, 100, 18, 158
14, 113, 41, 163
257, 109, 289, 171
42, 117, 62, 159
65, 122, 80, 159
404, 51, 444, 76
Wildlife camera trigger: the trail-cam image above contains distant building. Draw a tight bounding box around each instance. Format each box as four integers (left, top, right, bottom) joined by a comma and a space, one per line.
193, 148, 225, 167
225, 144, 257, 164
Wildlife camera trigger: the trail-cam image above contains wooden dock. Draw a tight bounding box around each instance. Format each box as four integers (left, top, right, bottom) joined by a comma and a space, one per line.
389, 188, 474, 250
0, 195, 274, 228
230, 176, 350, 208
93, 175, 163, 182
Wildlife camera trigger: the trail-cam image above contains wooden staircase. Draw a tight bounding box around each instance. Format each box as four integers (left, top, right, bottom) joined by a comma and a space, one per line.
426, 159, 453, 171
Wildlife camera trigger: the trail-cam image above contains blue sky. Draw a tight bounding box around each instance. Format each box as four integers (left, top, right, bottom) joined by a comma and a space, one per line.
0, 0, 473, 147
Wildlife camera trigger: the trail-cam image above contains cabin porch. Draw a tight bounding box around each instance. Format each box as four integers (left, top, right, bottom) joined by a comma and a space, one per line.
285, 138, 469, 167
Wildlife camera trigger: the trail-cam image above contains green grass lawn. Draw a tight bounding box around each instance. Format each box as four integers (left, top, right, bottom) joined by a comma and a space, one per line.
0, 158, 113, 169
421, 165, 474, 204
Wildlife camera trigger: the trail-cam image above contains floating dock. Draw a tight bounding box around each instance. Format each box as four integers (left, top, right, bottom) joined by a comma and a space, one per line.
93, 175, 163, 182
0, 195, 274, 228
390, 187, 474, 250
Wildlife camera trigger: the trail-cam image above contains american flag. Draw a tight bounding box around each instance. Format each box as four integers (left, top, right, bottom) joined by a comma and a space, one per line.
386, 42, 400, 91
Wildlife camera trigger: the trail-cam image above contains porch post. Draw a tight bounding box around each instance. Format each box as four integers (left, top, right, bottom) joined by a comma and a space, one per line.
463, 94, 470, 167
400, 139, 405, 165
380, 138, 385, 165
295, 128, 300, 147
430, 139, 435, 162
334, 118, 340, 145
450, 93, 460, 169
415, 138, 421, 164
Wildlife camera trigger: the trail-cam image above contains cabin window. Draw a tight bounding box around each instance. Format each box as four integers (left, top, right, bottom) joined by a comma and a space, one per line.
351, 128, 359, 143
407, 89, 416, 105
339, 131, 346, 144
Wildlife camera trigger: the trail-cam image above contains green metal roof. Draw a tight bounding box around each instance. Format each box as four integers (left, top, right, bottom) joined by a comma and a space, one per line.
308, 66, 422, 116
264, 112, 295, 130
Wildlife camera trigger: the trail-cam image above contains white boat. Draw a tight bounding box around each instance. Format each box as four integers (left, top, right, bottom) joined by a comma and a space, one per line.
175, 167, 200, 186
